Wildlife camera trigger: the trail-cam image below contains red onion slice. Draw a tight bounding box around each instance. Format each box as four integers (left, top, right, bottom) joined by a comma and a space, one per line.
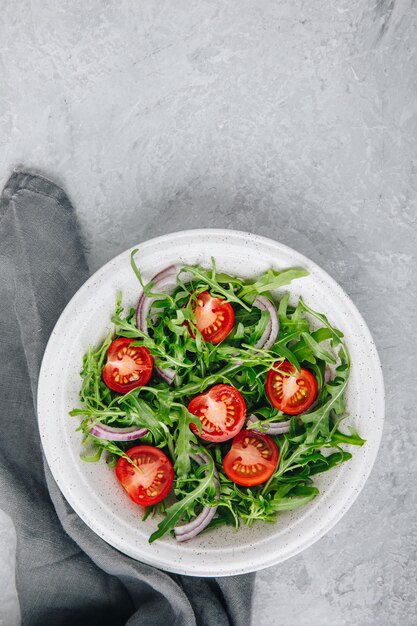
89, 422, 148, 441
136, 266, 178, 335
253, 296, 280, 350
174, 449, 219, 542
246, 414, 291, 435
135, 266, 179, 384
155, 366, 176, 384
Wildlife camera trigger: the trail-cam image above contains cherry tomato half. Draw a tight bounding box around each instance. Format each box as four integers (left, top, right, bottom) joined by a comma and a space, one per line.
115, 445, 174, 506
223, 430, 279, 487
188, 384, 246, 442
102, 338, 153, 393
191, 291, 234, 344
265, 360, 318, 415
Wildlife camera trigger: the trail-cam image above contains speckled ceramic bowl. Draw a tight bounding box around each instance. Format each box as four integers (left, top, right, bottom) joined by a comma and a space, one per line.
37, 229, 384, 576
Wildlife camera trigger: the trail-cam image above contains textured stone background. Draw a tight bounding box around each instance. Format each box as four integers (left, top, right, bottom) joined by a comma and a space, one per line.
1, 1, 416, 624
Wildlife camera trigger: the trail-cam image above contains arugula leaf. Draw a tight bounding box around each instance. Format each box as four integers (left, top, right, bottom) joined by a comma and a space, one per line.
299, 331, 337, 364
149, 454, 215, 543
179, 265, 251, 310
238, 268, 309, 302
307, 450, 352, 476
272, 485, 319, 511
80, 437, 103, 462
298, 298, 346, 355
122, 396, 166, 439
301, 360, 350, 444
292, 328, 335, 363
70, 255, 363, 542
173, 407, 199, 478
331, 427, 366, 447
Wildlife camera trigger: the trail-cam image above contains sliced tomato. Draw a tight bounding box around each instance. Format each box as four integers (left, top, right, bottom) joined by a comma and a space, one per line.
223, 430, 279, 487
115, 445, 174, 506
265, 360, 318, 415
191, 291, 234, 344
102, 338, 153, 393
188, 384, 246, 442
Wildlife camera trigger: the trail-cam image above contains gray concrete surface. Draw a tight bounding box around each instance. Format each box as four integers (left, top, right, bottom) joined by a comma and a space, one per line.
1, 1, 416, 624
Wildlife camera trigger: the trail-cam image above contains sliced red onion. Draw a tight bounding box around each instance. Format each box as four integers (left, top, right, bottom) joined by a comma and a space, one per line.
136, 266, 178, 335
155, 366, 176, 384
247, 414, 291, 435
136, 266, 179, 384
253, 296, 280, 350
174, 449, 219, 542
89, 422, 148, 441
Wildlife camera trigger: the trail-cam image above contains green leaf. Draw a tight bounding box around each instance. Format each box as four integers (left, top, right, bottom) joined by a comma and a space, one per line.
272, 485, 319, 511
149, 453, 215, 543
80, 437, 103, 463
249, 310, 271, 346
292, 328, 335, 363
331, 427, 366, 447
239, 268, 309, 302
122, 396, 166, 442
214, 272, 244, 286
308, 450, 352, 476
277, 292, 290, 318
298, 298, 346, 356
71, 256, 362, 541
301, 366, 349, 443
234, 322, 245, 339
299, 331, 337, 364
174, 408, 199, 478
179, 265, 251, 310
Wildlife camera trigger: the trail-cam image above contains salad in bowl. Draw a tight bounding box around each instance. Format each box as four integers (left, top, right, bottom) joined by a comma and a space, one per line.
70, 251, 364, 544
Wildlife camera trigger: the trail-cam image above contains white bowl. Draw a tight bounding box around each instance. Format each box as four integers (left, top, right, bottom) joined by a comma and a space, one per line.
37, 229, 384, 576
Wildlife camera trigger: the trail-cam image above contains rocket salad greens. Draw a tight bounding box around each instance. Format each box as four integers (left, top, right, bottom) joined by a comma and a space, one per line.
70, 251, 365, 543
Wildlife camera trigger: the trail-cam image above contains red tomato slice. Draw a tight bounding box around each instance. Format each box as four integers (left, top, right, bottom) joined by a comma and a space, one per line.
265, 360, 318, 415
223, 430, 279, 487
102, 338, 153, 393
191, 291, 234, 344
115, 445, 174, 506
188, 384, 246, 442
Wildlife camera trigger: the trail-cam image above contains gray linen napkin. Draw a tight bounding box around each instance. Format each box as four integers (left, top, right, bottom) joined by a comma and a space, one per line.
0, 171, 255, 626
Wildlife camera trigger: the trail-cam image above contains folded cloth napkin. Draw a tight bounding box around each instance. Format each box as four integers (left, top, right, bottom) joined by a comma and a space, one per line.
0, 171, 255, 626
